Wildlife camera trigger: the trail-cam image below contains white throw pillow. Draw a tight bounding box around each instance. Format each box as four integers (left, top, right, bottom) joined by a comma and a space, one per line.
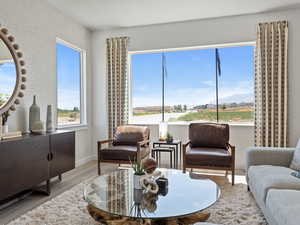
290, 145, 300, 171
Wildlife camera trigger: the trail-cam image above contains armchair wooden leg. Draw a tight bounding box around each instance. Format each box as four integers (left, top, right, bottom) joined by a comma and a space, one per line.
231, 168, 235, 185
98, 162, 101, 175
97, 148, 101, 175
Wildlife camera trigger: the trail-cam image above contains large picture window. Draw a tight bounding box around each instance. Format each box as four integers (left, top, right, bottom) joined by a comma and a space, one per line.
56, 39, 86, 127
130, 44, 254, 125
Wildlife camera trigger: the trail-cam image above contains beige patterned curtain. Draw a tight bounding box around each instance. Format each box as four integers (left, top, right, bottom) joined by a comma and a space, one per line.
255, 21, 288, 147
107, 37, 129, 139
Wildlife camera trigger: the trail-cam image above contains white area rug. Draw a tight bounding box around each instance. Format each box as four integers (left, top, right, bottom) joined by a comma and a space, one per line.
8, 173, 267, 225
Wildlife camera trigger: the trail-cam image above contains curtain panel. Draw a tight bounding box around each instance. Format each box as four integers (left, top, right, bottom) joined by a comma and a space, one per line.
106, 37, 129, 139
254, 21, 288, 147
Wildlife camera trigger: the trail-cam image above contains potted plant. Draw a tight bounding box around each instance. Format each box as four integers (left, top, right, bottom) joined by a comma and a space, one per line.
130, 158, 145, 189
166, 132, 173, 143
2, 111, 9, 134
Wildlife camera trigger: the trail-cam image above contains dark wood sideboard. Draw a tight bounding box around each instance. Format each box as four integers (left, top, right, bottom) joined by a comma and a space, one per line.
0, 130, 75, 202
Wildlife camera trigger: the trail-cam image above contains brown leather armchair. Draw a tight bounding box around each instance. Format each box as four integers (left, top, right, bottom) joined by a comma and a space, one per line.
97, 125, 150, 175
183, 123, 235, 185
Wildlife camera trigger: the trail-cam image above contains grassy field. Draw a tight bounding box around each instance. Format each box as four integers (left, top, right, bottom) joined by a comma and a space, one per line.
0, 94, 8, 107
169, 107, 254, 123
57, 109, 80, 125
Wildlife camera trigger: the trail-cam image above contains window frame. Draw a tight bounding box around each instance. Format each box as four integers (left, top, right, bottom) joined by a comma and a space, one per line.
128, 41, 256, 126
56, 38, 87, 129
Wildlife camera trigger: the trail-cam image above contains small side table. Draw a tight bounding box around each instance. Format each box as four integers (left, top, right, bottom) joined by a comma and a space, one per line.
152, 147, 176, 168
153, 140, 182, 168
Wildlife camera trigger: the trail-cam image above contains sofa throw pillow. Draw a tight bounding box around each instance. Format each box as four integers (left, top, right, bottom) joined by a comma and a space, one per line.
290, 147, 300, 171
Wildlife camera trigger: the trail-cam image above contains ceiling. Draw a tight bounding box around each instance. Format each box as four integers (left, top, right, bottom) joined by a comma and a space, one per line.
46, 0, 300, 30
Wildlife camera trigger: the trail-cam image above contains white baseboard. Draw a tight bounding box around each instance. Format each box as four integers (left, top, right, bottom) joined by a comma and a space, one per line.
76, 154, 97, 167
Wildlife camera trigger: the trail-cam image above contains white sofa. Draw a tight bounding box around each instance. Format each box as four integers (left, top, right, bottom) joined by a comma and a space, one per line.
246, 146, 300, 225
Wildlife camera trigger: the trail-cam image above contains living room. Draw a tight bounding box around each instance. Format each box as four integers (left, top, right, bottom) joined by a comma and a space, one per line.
0, 0, 300, 225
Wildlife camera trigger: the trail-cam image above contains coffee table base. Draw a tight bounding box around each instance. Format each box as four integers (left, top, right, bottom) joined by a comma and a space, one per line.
87, 205, 210, 225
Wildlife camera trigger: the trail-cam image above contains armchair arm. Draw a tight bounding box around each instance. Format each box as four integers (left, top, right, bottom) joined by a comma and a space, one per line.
183, 140, 191, 154
137, 139, 150, 147
136, 139, 150, 162
97, 139, 113, 150
246, 147, 295, 171
227, 143, 235, 156
182, 140, 191, 172
227, 143, 235, 171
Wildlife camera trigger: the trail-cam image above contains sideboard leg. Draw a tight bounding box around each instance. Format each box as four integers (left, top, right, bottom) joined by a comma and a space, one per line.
58, 174, 62, 181
46, 180, 51, 195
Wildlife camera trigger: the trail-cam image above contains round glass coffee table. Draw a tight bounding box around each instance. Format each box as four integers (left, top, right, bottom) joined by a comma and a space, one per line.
84, 168, 220, 224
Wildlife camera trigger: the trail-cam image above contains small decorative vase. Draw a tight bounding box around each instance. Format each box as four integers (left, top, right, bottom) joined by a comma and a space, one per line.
133, 174, 143, 190
31, 120, 44, 134
46, 105, 53, 133
2, 124, 8, 134
133, 189, 143, 204
159, 121, 168, 141
157, 177, 169, 196
29, 95, 40, 132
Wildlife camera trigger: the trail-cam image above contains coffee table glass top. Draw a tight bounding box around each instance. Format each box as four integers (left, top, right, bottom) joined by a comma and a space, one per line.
84, 168, 220, 219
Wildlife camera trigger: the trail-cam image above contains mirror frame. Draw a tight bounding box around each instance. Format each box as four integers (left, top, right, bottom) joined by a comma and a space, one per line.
0, 26, 26, 115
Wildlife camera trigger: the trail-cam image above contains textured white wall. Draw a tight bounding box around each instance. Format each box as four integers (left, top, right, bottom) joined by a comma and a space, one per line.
0, 0, 93, 166
92, 8, 300, 169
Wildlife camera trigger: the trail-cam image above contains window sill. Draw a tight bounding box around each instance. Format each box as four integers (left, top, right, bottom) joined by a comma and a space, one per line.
57, 124, 89, 131
129, 121, 254, 127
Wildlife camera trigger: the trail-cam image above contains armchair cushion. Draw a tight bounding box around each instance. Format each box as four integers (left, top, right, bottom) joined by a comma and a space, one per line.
185, 147, 232, 167
113, 125, 150, 146
100, 145, 150, 161
189, 123, 229, 149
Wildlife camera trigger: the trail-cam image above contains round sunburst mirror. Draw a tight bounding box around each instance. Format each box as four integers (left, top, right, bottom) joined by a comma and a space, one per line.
0, 25, 26, 115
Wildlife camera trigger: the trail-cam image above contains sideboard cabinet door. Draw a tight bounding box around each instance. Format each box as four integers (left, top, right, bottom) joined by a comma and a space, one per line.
0, 135, 49, 200
49, 131, 75, 178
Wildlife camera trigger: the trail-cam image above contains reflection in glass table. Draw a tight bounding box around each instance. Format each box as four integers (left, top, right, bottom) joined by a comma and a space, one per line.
84, 168, 220, 221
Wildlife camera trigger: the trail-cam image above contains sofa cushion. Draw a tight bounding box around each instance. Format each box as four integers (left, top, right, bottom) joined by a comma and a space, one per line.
266, 189, 300, 225
189, 123, 229, 149
100, 145, 150, 161
248, 165, 300, 203
113, 125, 150, 146
290, 147, 300, 171
185, 147, 231, 167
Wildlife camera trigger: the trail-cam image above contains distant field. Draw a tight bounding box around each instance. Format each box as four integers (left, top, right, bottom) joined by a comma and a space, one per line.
169, 107, 254, 123
57, 110, 80, 125
133, 112, 161, 116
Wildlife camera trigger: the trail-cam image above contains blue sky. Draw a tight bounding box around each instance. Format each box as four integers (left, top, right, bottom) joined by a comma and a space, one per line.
132, 45, 254, 107
0, 62, 16, 101
1, 44, 80, 110
56, 43, 81, 110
